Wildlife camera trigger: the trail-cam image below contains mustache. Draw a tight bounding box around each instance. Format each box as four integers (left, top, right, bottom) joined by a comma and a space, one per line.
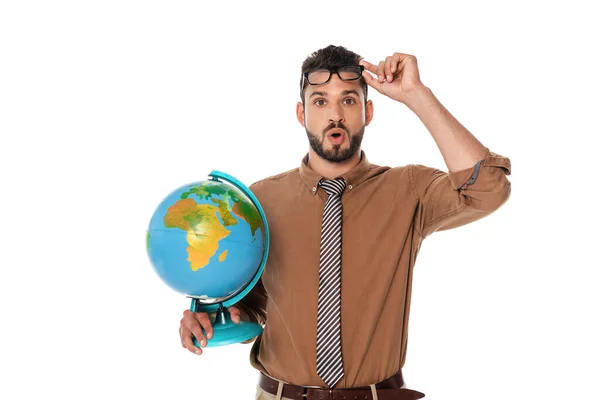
323, 122, 349, 136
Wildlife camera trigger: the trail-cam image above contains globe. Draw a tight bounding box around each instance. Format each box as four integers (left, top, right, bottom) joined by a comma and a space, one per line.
146, 170, 269, 347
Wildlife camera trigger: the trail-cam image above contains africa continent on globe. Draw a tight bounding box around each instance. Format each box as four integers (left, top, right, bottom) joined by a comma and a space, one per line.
146, 178, 265, 300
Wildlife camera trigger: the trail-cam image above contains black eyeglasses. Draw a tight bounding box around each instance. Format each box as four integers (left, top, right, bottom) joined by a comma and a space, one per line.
302, 65, 364, 86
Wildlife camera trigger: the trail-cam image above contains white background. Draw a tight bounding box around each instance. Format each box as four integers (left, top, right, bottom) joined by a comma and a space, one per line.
1, 1, 599, 399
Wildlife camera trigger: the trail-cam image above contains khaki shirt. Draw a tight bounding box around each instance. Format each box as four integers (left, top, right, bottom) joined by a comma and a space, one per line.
237, 149, 511, 389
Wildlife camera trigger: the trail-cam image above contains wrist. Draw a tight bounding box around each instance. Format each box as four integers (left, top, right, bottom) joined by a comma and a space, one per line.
403, 85, 436, 112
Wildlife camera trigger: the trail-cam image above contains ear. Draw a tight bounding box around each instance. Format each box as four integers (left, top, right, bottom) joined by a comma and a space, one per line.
365, 100, 374, 126
296, 102, 306, 127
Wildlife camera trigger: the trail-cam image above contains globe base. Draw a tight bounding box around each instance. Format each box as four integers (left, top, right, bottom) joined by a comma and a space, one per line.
191, 301, 263, 347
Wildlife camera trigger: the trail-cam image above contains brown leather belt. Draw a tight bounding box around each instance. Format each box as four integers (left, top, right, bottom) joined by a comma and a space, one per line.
258, 370, 425, 400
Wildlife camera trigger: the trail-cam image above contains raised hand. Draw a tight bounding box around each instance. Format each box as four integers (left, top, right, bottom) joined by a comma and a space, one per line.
360, 53, 425, 104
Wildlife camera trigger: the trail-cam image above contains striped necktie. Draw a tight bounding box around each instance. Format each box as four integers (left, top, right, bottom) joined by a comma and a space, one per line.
316, 177, 346, 388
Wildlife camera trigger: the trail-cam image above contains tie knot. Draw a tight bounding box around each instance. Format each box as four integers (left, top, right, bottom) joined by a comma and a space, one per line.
319, 178, 346, 196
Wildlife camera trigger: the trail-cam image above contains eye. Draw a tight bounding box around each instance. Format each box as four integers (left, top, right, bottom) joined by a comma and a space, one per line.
343, 98, 356, 105
314, 99, 326, 106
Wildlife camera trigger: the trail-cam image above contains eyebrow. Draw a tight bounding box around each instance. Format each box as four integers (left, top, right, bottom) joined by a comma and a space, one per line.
309, 90, 361, 98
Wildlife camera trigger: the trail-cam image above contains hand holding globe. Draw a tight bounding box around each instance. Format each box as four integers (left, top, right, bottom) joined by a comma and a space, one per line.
179, 306, 244, 355
146, 171, 269, 349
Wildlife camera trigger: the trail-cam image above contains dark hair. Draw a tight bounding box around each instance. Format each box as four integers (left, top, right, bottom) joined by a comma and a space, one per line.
299, 45, 368, 105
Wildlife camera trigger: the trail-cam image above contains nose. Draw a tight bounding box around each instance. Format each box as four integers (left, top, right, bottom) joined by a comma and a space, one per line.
328, 103, 344, 124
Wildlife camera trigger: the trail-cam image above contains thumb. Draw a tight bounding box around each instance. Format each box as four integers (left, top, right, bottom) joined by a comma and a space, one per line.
228, 306, 242, 324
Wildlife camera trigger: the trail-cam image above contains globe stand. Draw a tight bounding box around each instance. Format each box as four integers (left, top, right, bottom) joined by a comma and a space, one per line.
189, 298, 263, 348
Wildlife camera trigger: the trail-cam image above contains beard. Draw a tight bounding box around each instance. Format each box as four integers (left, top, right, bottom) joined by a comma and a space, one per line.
306, 122, 365, 163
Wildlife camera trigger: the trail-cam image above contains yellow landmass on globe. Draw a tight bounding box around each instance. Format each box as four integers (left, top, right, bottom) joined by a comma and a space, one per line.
164, 198, 231, 271
218, 250, 228, 262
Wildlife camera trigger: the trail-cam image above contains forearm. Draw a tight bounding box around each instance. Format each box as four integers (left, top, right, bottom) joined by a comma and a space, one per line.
404, 86, 488, 172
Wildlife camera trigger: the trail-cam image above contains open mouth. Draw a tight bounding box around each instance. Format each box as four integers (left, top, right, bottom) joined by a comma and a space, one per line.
327, 128, 346, 137
327, 129, 346, 144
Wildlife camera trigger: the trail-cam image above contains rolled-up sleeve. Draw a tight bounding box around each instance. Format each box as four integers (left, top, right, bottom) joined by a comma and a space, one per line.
410, 148, 511, 238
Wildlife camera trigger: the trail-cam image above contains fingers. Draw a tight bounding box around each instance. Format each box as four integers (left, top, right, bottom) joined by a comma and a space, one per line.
360, 59, 378, 76
362, 52, 415, 84
377, 61, 386, 82
181, 310, 213, 351
359, 64, 383, 93
360, 57, 391, 83
228, 306, 242, 324
360, 60, 383, 93
196, 312, 214, 343
384, 56, 394, 82
180, 324, 202, 355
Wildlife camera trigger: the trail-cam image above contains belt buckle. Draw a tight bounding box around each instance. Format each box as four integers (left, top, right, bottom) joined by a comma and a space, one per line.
301, 387, 332, 400
301, 387, 308, 399
302, 385, 331, 400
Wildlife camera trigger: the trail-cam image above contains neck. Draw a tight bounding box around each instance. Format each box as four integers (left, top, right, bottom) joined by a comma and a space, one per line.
307, 148, 362, 179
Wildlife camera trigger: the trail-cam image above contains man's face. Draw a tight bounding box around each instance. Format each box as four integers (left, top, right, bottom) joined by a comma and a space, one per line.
296, 74, 373, 163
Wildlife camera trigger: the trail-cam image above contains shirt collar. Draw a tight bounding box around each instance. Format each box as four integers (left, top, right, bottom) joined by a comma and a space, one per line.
299, 151, 372, 195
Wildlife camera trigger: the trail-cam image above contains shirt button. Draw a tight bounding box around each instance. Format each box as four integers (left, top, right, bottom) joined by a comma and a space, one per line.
348, 185, 353, 190
312, 187, 317, 192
